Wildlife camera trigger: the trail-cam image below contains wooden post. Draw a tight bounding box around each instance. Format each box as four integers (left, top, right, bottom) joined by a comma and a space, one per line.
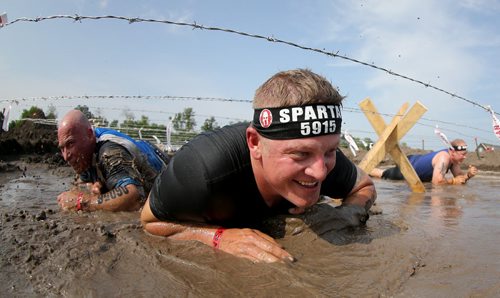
474, 137, 481, 159
358, 98, 427, 193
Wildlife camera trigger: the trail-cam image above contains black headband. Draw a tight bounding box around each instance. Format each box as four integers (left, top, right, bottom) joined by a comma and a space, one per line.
452, 145, 467, 151
252, 104, 342, 140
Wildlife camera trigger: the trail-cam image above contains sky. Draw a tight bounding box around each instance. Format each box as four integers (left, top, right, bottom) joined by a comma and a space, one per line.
1, 0, 500, 150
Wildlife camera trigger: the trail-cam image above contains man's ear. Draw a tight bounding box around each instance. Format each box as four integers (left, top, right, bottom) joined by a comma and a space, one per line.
246, 126, 262, 159
87, 127, 96, 143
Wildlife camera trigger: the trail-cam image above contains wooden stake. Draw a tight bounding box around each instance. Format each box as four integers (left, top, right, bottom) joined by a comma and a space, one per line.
358, 98, 427, 193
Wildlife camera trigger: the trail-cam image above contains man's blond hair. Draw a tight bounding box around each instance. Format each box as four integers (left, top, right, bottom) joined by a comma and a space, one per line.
253, 69, 344, 109
450, 139, 466, 147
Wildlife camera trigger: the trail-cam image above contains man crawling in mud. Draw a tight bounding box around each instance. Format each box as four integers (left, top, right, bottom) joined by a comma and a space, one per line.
140, 69, 377, 263
370, 139, 478, 185
57, 110, 169, 212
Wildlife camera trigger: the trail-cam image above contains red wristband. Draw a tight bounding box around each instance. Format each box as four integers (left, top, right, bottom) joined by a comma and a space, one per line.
76, 193, 84, 211
212, 227, 226, 249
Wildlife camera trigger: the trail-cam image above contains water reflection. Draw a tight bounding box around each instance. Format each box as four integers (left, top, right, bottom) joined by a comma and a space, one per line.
406, 190, 463, 228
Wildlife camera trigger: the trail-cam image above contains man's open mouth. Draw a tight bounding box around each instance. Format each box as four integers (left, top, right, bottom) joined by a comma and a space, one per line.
295, 180, 319, 188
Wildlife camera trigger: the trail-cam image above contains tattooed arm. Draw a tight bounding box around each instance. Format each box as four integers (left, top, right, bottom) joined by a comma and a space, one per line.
59, 141, 148, 212
57, 184, 143, 212
431, 152, 466, 185
87, 184, 143, 211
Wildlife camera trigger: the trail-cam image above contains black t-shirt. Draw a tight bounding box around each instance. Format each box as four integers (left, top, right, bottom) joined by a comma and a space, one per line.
149, 123, 357, 227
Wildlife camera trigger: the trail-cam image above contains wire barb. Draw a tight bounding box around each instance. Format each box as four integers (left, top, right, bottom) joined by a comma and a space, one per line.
2, 14, 498, 117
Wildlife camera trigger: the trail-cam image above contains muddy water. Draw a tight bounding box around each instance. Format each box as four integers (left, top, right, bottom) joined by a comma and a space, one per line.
1, 163, 499, 297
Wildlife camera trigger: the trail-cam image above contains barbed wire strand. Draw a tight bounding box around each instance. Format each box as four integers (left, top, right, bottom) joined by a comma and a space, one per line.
342, 106, 493, 134
4, 95, 497, 141
18, 117, 495, 148
8, 100, 499, 145
2, 14, 498, 116
5, 97, 248, 122
10, 118, 215, 147
0, 95, 252, 104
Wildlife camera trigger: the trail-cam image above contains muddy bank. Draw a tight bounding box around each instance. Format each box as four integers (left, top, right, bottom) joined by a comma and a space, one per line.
0, 120, 59, 157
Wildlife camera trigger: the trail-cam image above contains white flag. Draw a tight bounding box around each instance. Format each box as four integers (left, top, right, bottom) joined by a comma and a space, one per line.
343, 131, 359, 157
488, 106, 500, 141
0, 13, 7, 27
434, 125, 452, 149
166, 120, 173, 151
138, 127, 143, 140
2, 105, 11, 131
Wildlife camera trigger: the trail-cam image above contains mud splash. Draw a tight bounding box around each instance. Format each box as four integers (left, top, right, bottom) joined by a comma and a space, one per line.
1, 162, 499, 297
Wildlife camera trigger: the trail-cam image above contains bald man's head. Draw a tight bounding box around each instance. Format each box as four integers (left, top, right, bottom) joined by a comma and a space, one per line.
57, 110, 96, 173
59, 110, 92, 130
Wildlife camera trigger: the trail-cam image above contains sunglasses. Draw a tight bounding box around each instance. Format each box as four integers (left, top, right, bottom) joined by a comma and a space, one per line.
452, 145, 467, 151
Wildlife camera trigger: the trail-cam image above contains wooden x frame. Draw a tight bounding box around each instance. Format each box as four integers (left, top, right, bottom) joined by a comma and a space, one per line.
358, 98, 428, 193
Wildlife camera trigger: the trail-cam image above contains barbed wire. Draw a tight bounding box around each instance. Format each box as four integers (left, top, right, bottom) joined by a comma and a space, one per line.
0, 95, 252, 104
346, 120, 498, 145
14, 116, 495, 149
342, 106, 499, 144
19, 118, 58, 125
3, 95, 497, 142
342, 106, 494, 135
6, 118, 211, 147
2, 14, 498, 116
5, 100, 248, 122
414, 122, 479, 141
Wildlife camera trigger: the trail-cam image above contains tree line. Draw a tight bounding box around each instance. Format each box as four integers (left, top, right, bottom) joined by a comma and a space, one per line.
7, 105, 234, 146
6, 104, 373, 150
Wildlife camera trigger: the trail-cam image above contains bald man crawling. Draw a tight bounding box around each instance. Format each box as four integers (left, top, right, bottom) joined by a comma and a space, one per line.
56, 109, 168, 212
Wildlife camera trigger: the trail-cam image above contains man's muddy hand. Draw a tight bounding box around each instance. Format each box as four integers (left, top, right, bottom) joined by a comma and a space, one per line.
57, 191, 78, 210
89, 181, 103, 195
451, 175, 467, 185
467, 165, 478, 178
334, 204, 370, 226
217, 228, 295, 263
76, 181, 103, 195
